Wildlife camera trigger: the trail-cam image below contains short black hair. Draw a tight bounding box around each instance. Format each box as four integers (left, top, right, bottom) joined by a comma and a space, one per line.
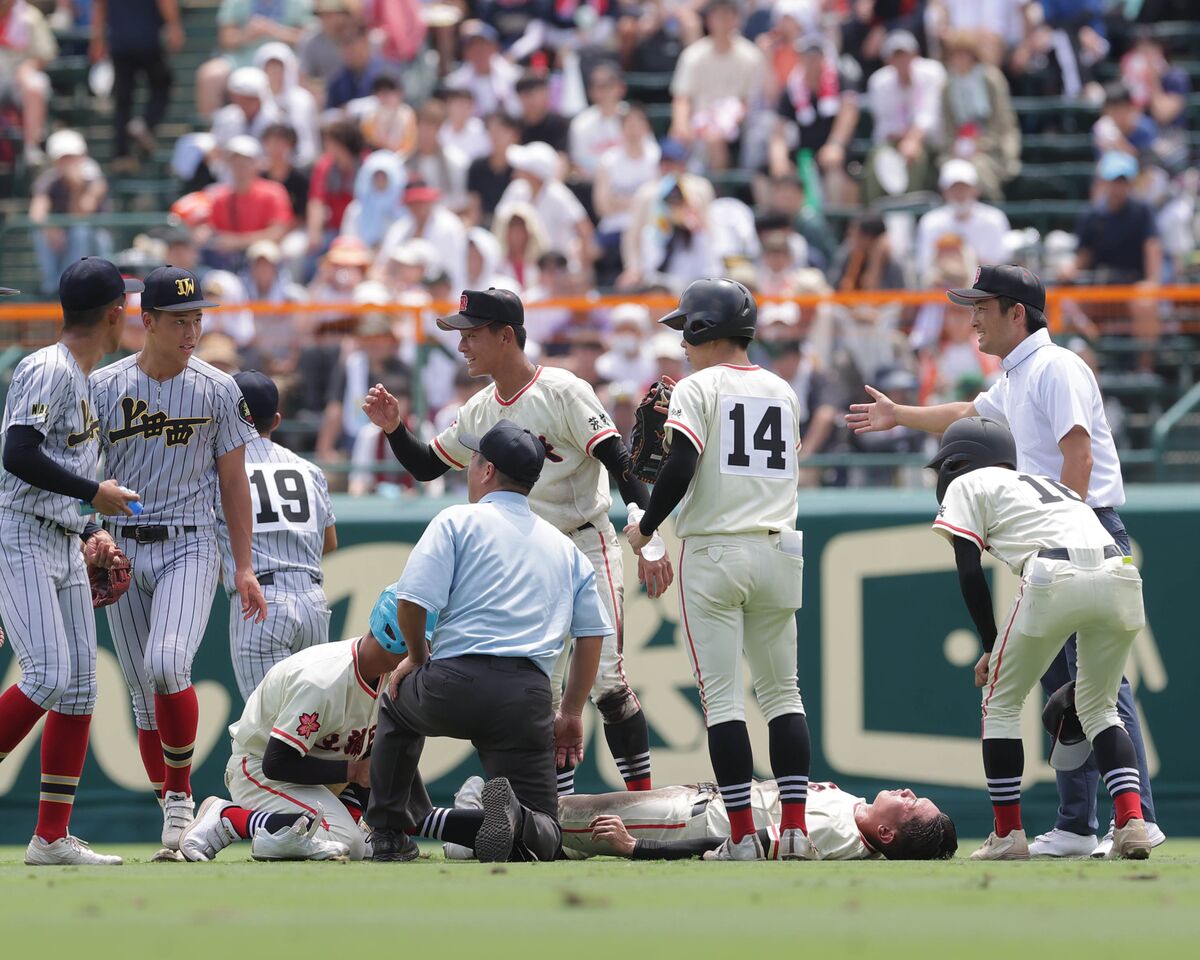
516, 72, 549, 94
489, 319, 527, 350
882, 812, 958, 861
62, 294, 123, 330
485, 111, 521, 133
997, 295, 1047, 333
261, 122, 298, 146
322, 118, 365, 155
495, 468, 534, 495
372, 74, 401, 94
1104, 81, 1134, 107
729, 336, 753, 349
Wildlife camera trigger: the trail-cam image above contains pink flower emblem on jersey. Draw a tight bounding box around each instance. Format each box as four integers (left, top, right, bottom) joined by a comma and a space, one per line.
296, 712, 321, 737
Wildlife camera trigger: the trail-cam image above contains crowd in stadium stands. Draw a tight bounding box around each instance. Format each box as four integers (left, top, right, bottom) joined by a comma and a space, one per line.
3, 0, 1198, 492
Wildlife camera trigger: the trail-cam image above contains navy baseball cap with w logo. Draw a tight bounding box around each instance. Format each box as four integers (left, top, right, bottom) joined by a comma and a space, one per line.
946, 264, 1046, 324
142, 265, 219, 313
437, 287, 524, 331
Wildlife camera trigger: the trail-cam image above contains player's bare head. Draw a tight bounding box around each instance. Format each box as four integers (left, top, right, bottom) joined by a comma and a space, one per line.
860, 789, 958, 860
58, 258, 143, 350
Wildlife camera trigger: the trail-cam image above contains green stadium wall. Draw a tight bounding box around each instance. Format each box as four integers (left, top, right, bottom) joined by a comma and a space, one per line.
1, 487, 1196, 843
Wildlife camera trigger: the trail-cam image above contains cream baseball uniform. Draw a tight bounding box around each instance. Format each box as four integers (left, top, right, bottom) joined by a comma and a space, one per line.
226, 638, 381, 860
664, 362, 806, 726
559, 780, 879, 860
430, 365, 635, 712
933, 467, 1145, 742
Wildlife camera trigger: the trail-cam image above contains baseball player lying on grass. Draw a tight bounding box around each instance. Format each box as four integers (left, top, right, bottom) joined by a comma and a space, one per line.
438, 777, 957, 861
177, 588, 409, 862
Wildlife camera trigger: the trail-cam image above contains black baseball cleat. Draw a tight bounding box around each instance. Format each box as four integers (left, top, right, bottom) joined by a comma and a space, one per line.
368, 828, 420, 862
476, 777, 522, 863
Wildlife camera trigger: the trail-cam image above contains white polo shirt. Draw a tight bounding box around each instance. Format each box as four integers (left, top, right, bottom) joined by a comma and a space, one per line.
972, 328, 1124, 508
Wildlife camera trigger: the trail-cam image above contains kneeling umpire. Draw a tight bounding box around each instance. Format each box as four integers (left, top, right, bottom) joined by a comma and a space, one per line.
367, 419, 613, 861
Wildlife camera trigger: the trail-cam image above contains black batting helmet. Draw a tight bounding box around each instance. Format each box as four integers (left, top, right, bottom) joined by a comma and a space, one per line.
926, 416, 1017, 503
1043, 682, 1090, 771
658, 277, 757, 345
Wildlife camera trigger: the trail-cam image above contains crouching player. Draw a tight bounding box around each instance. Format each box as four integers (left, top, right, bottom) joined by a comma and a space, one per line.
179, 588, 408, 862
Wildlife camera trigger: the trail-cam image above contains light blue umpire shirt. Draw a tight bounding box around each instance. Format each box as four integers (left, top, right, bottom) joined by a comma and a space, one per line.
391, 490, 614, 676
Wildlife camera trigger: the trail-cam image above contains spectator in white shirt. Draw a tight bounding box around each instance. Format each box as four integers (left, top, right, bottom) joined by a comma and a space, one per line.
593, 104, 660, 288
211, 66, 281, 158
596, 303, 658, 396
407, 98, 470, 214
439, 84, 491, 162
568, 63, 628, 181
443, 19, 519, 118
497, 141, 596, 270
864, 30, 946, 202
376, 180, 468, 294
915, 159, 1011, 284
255, 42, 319, 168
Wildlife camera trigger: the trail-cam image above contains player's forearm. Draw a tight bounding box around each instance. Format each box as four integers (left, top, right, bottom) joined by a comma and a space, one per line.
3, 425, 100, 503
592, 436, 649, 510
638, 439, 698, 535
156, 0, 181, 27
395, 599, 430, 665
632, 836, 724, 860
385, 423, 451, 481
895, 401, 973, 435
1058, 427, 1093, 502
261, 738, 349, 786
217, 451, 255, 570
953, 537, 997, 651
562, 635, 602, 715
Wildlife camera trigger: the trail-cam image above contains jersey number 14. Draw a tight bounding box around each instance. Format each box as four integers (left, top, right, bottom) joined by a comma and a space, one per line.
719, 396, 796, 479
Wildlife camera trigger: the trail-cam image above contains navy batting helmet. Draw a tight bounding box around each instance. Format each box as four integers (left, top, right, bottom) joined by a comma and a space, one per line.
1043, 682, 1090, 771
658, 277, 757, 345
926, 416, 1017, 503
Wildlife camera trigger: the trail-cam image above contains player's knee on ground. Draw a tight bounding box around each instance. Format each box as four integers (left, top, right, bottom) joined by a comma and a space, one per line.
595, 687, 641, 724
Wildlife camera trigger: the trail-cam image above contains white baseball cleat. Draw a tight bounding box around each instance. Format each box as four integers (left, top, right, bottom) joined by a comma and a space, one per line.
778, 827, 817, 860
179, 796, 240, 862
443, 775, 484, 861
24, 835, 123, 866
251, 806, 349, 861
1110, 818, 1152, 860
1093, 819, 1165, 859
970, 829, 1030, 860
703, 832, 765, 861
1028, 828, 1097, 858
161, 791, 195, 851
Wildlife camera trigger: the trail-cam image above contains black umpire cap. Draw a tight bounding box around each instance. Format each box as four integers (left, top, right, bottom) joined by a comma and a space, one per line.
437, 288, 524, 331
459, 418, 546, 486
59, 257, 143, 311
946, 264, 1047, 326
234, 370, 279, 430
142, 265, 219, 313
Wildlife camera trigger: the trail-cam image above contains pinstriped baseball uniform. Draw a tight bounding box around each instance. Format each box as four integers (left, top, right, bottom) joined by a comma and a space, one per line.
91, 355, 258, 728
0, 344, 100, 714
217, 435, 336, 699
430, 365, 635, 713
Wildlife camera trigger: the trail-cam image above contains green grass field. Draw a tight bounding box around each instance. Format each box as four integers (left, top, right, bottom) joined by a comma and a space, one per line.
3, 842, 1199, 958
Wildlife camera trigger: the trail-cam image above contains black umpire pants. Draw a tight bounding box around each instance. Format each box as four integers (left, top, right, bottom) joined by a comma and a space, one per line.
112, 49, 172, 158
367, 654, 562, 861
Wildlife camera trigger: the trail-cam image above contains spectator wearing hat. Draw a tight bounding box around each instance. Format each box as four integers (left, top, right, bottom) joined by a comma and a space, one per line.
373, 179, 467, 293
498, 141, 595, 270
768, 34, 860, 206
201, 135, 294, 271
327, 21, 394, 110
915, 159, 1011, 285
407, 99, 470, 213
466, 112, 520, 224
756, 230, 812, 297
211, 66, 282, 160
592, 104, 660, 288
669, 0, 766, 171
255, 42, 320, 168
516, 72, 569, 154
1092, 82, 1160, 160
939, 29, 1020, 201
492, 201, 548, 291
196, 0, 314, 116
637, 176, 718, 289
864, 30, 946, 203
298, 0, 360, 101
241, 239, 308, 374
308, 235, 372, 320
0, 0, 56, 166
378, 238, 437, 297
195, 332, 243, 376
444, 20, 519, 118
307, 119, 367, 258
200, 269, 257, 349
91, 0, 182, 175
261, 123, 311, 221
596, 303, 657, 395
440, 84, 490, 162
569, 63, 629, 183
30, 130, 110, 295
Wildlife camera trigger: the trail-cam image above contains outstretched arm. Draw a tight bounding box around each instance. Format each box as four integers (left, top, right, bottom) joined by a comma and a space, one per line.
845, 385, 976, 436
362, 384, 451, 481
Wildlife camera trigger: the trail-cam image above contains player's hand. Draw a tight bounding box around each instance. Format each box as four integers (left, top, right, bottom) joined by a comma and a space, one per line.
969, 648, 988, 686
91, 479, 140, 517
654, 375, 676, 413
386, 656, 418, 699
637, 553, 673, 599
554, 709, 585, 769
83, 530, 121, 568
624, 520, 651, 554
590, 815, 636, 857
844, 385, 897, 435
165, 21, 185, 53
362, 383, 403, 433
347, 757, 371, 789
234, 568, 268, 623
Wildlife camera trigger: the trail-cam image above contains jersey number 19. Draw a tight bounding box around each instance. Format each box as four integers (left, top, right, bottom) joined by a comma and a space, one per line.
248, 465, 317, 532
720, 396, 796, 479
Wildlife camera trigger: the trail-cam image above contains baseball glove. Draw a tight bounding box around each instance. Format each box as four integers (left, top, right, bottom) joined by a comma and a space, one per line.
86, 544, 132, 609
630, 380, 673, 483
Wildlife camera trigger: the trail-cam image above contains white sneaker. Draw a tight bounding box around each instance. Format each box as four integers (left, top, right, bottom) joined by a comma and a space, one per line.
1094, 819, 1165, 859
443, 775, 484, 861
703, 833, 765, 861
161, 791, 195, 850
1111, 818, 1152, 860
970, 829, 1030, 860
778, 827, 817, 860
179, 796, 240, 862
251, 805, 349, 861
24, 835, 123, 866
1028, 828, 1097, 858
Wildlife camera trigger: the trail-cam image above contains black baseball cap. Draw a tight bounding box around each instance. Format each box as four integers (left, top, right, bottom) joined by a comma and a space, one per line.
142, 265, 218, 313
234, 370, 279, 430
59, 257, 143, 311
437, 287, 524, 331
459, 418, 546, 486
0, 286, 17, 296
946, 264, 1046, 323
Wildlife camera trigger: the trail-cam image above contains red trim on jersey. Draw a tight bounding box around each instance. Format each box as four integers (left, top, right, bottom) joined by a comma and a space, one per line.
239, 758, 330, 829
561, 821, 688, 834
350, 640, 379, 699
595, 527, 636, 701
982, 586, 1024, 728
584, 427, 621, 457
270, 727, 310, 753
933, 519, 986, 551
678, 542, 708, 722
665, 419, 704, 452
432, 437, 466, 469
496, 366, 543, 406
717, 363, 760, 371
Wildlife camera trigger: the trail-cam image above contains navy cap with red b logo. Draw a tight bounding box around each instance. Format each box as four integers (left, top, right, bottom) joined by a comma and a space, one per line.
437, 287, 524, 331
142, 265, 219, 313
946, 264, 1046, 323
